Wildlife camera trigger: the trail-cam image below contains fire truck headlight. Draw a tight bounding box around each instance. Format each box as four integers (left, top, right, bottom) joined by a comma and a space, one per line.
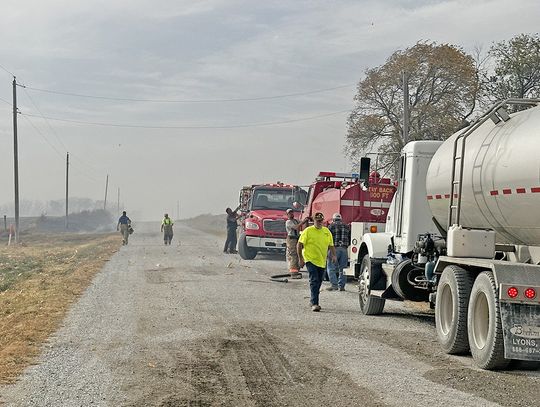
245, 221, 260, 230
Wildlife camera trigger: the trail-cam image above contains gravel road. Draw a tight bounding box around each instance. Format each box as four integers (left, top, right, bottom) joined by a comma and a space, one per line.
2, 223, 539, 407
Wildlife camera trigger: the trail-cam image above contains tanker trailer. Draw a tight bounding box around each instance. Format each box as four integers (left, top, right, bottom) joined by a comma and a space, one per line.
357, 99, 540, 370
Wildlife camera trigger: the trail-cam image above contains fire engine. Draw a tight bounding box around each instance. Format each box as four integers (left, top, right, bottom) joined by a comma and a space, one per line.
237, 183, 307, 260
300, 170, 396, 277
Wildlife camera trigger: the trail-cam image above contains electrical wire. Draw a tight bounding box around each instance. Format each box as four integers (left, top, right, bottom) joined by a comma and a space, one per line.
21, 109, 350, 130
23, 88, 69, 152
0, 96, 12, 106
24, 83, 354, 103
0, 63, 15, 77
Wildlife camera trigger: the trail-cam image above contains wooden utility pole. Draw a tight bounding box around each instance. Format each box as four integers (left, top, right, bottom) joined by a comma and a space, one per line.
12, 77, 20, 242
65, 152, 69, 229
104, 174, 109, 211
402, 71, 410, 144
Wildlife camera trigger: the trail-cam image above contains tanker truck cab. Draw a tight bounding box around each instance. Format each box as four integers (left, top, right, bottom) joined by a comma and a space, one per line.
358, 99, 540, 370
238, 183, 307, 260
357, 141, 443, 313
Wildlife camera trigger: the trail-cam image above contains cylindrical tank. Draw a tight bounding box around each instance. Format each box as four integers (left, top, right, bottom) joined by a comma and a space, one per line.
426, 104, 540, 245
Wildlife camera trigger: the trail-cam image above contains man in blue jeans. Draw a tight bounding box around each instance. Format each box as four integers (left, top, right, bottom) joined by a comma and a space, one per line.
297, 212, 337, 312
326, 213, 351, 291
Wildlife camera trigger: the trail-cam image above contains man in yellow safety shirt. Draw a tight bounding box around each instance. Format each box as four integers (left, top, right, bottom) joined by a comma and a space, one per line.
297, 212, 337, 312
161, 213, 174, 245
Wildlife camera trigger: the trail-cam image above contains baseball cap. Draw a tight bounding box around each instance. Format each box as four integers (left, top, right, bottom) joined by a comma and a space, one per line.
286, 208, 293, 213
332, 213, 342, 220
314, 212, 324, 221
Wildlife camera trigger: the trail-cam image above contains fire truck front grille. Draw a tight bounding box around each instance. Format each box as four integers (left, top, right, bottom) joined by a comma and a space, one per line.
263, 219, 286, 234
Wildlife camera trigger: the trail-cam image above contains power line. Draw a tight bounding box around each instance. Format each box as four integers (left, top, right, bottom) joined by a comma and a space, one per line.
24, 83, 354, 103
23, 87, 69, 151
0, 95, 12, 106
21, 109, 350, 130
0, 63, 15, 77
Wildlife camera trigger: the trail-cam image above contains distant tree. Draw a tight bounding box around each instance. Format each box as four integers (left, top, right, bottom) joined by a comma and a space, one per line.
346, 42, 481, 176
487, 33, 540, 107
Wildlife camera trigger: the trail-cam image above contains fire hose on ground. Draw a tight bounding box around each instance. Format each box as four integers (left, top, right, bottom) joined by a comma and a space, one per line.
270, 272, 304, 283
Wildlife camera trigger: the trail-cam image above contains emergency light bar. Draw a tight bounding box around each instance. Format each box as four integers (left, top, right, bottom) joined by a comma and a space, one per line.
318, 171, 360, 179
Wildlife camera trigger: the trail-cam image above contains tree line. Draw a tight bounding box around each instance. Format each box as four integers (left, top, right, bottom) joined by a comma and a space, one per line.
346, 33, 540, 175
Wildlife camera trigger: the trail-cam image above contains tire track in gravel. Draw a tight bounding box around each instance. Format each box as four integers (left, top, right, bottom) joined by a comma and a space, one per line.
126, 323, 386, 407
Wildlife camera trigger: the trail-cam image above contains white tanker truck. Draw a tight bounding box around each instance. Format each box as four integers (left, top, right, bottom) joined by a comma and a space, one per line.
354, 98, 540, 370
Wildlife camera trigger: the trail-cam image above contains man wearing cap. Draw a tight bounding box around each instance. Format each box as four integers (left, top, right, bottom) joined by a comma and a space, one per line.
285, 209, 309, 277
297, 212, 337, 312
326, 213, 351, 291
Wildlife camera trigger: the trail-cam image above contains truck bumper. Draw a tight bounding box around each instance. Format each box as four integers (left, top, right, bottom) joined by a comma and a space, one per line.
245, 236, 287, 250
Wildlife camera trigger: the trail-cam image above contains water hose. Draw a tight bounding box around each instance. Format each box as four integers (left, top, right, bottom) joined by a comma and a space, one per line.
270, 272, 303, 283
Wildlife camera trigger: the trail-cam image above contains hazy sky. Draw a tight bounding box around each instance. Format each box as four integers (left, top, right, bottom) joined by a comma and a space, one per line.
0, 0, 538, 220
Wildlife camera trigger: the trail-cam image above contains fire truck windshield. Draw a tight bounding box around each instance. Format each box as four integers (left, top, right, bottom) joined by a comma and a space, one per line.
250, 188, 306, 211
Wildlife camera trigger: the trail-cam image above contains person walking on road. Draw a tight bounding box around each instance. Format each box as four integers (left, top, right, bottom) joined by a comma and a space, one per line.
224, 207, 239, 254
285, 208, 309, 277
161, 213, 174, 245
117, 211, 132, 246
326, 213, 350, 291
297, 212, 336, 312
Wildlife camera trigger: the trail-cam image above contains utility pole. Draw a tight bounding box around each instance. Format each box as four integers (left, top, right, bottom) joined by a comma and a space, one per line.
104, 174, 109, 211
12, 77, 20, 243
65, 152, 69, 229
117, 187, 120, 215
402, 71, 410, 144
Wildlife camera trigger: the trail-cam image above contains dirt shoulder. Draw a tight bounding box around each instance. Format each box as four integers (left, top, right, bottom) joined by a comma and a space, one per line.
0, 233, 119, 383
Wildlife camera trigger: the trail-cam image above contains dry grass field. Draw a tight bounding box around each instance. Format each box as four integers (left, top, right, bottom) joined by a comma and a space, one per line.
0, 233, 119, 383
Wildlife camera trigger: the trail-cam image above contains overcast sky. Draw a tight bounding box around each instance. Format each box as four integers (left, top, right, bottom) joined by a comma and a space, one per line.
0, 0, 538, 220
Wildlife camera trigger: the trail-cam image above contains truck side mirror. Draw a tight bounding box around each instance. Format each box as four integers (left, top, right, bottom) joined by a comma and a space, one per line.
360, 157, 371, 189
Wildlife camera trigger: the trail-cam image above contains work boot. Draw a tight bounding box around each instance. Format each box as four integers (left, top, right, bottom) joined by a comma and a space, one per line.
339, 287, 345, 291
311, 304, 321, 312
325, 286, 338, 291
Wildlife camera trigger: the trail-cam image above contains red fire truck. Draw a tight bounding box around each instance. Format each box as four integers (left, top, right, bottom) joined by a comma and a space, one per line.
237, 183, 307, 260
300, 170, 396, 277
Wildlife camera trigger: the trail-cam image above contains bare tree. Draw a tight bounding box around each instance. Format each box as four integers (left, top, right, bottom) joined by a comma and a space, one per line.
346, 42, 480, 175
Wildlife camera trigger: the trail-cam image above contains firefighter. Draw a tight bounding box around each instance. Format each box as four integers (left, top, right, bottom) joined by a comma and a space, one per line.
161, 213, 174, 245
117, 211, 131, 245
285, 209, 309, 277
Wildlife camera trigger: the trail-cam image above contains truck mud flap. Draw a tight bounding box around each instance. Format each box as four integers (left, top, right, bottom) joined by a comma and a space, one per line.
500, 302, 540, 361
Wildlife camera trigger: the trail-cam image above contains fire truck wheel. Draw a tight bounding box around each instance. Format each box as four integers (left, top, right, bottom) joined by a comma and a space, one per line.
238, 233, 257, 260
435, 265, 473, 354
358, 255, 385, 315
391, 259, 429, 302
467, 271, 510, 370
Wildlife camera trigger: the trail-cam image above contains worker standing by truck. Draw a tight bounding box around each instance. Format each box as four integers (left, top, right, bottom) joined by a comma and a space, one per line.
161, 213, 174, 245
297, 212, 337, 312
224, 207, 239, 254
326, 213, 350, 291
285, 209, 309, 277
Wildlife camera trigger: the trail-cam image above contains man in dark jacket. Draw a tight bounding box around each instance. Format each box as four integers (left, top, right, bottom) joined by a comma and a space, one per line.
224, 207, 239, 254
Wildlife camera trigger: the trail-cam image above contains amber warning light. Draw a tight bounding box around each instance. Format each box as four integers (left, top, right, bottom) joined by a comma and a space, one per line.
370, 225, 378, 233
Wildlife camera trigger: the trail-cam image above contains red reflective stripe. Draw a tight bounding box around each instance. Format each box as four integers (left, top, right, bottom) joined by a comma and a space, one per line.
532, 187, 540, 193
516, 188, 526, 194
502, 189, 512, 195
427, 195, 433, 200
444, 194, 450, 198
435, 194, 442, 199
490, 190, 499, 196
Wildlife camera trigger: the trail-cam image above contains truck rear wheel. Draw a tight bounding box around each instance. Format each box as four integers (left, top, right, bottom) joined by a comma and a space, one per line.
467, 271, 510, 370
435, 265, 473, 354
238, 233, 257, 260
358, 255, 385, 315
